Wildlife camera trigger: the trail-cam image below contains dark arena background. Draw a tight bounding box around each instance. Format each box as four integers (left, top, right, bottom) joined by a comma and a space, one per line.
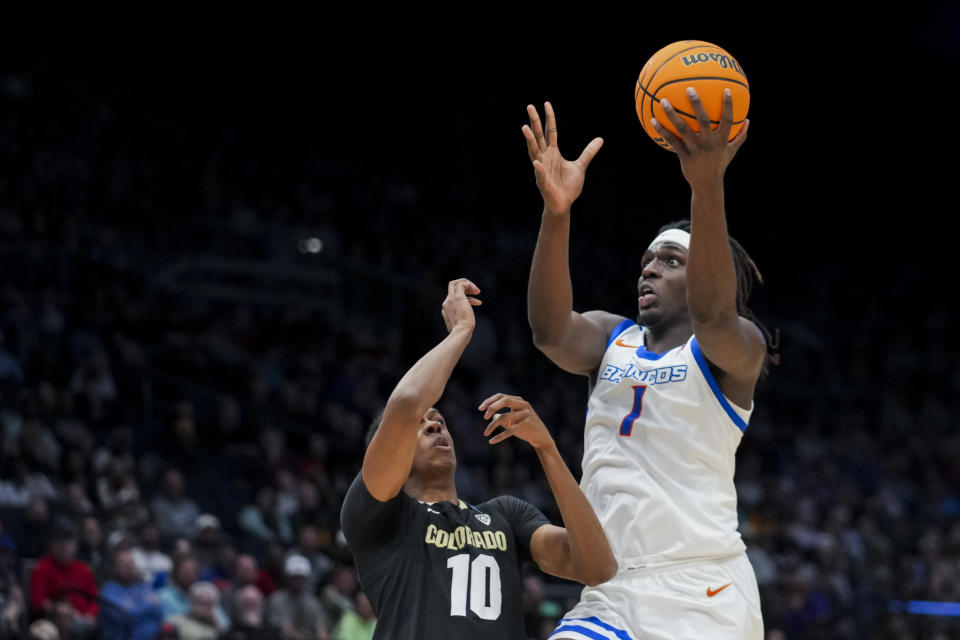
0, 5, 958, 639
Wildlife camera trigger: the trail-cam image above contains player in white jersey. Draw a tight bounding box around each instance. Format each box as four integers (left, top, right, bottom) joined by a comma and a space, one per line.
522, 90, 776, 639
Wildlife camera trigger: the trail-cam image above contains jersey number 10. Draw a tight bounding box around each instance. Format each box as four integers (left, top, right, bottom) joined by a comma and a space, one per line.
446, 553, 502, 620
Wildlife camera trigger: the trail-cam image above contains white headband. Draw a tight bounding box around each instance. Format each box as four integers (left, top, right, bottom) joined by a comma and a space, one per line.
647, 228, 690, 251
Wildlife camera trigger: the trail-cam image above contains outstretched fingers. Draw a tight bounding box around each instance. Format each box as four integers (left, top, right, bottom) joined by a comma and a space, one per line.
526, 104, 547, 153
544, 101, 558, 148
522, 125, 540, 162
575, 137, 604, 170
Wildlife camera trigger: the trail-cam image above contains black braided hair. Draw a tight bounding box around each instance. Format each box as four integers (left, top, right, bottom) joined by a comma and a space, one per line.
658, 220, 780, 375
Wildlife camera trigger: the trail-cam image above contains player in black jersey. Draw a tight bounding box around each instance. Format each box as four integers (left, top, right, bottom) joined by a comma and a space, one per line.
341, 278, 617, 640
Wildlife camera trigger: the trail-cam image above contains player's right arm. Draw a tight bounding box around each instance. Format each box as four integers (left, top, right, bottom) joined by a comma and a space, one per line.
361, 278, 481, 502
478, 394, 617, 586
522, 102, 625, 375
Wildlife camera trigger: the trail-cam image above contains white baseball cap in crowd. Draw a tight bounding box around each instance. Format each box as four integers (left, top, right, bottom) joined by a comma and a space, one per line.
194, 514, 221, 532
284, 554, 312, 577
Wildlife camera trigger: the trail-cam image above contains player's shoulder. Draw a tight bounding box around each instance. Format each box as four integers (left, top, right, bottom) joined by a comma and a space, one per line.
476, 495, 526, 518
341, 473, 416, 537
583, 310, 631, 337
478, 494, 543, 522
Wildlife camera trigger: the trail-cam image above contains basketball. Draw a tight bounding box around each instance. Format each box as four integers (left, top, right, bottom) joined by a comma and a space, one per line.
635, 41, 749, 151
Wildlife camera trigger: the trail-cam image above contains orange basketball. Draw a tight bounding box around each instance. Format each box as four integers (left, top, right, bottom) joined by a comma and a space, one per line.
635, 40, 749, 151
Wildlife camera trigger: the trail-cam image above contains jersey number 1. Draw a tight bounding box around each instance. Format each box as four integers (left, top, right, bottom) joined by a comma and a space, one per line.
446, 553, 501, 620
619, 385, 647, 436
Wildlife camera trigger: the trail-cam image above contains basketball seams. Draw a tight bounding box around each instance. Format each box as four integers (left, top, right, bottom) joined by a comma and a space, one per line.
643, 44, 714, 129
638, 42, 708, 141
636, 41, 748, 147
638, 82, 749, 129
645, 46, 744, 125
651, 76, 750, 96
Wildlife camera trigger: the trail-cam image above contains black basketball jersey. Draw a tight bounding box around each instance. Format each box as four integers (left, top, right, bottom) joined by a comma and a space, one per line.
340, 473, 550, 640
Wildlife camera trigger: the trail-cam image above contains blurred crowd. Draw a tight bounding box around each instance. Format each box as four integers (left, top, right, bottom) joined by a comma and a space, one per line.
1, 64, 959, 640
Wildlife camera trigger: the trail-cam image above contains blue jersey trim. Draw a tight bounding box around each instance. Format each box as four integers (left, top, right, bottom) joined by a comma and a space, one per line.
605, 319, 636, 350
690, 337, 749, 432
634, 344, 679, 361
550, 625, 607, 640
554, 617, 633, 640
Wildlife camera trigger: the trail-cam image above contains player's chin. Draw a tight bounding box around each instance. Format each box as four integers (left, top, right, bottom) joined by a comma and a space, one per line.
637, 307, 660, 325
431, 450, 457, 469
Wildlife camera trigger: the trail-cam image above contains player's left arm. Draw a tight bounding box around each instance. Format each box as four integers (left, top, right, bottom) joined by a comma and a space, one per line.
478, 394, 617, 586
652, 89, 766, 392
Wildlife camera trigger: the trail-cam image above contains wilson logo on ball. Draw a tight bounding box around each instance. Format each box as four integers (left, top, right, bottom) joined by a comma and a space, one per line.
679, 52, 744, 75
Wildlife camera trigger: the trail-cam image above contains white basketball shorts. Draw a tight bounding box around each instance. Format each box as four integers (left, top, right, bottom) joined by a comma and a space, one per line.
550, 553, 763, 640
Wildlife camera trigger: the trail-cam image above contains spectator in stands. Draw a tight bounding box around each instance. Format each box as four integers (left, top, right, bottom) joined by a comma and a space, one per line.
69, 348, 117, 426
28, 525, 97, 633
20, 416, 62, 474
192, 514, 223, 578
76, 517, 104, 583
238, 485, 290, 548
331, 590, 375, 640
0, 560, 26, 638
0, 457, 58, 511
0, 515, 17, 568
288, 480, 335, 550
287, 523, 333, 593
267, 555, 329, 640
319, 565, 356, 627
95, 457, 143, 532
130, 520, 172, 588
156, 622, 179, 640
99, 546, 163, 640
254, 543, 283, 598
152, 469, 200, 542
274, 470, 299, 524
221, 586, 274, 640
27, 619, 58, 640
18, 497, 52, 559
158, 553, 229, 631
62, 483, 93, 522
166, 582, 221, 640
200, 541, 235, 593
221, 553, 258, 619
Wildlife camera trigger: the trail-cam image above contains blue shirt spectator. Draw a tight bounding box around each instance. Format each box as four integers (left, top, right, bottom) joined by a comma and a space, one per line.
99, 548, 164, 640
159, 554, 230, 630
100, 547, 163, 640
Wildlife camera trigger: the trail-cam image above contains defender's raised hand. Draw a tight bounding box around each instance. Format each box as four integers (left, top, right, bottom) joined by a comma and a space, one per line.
522, 102, 603, 215
478, 394, 555, 451
652, 88, 748, 192
441, 278, 482, 334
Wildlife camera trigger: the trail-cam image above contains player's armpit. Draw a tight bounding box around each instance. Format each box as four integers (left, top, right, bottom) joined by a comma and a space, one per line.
533, 310, 626, 377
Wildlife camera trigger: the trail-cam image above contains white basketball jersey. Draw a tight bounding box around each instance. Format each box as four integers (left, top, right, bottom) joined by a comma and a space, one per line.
582, 320, 751, 568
